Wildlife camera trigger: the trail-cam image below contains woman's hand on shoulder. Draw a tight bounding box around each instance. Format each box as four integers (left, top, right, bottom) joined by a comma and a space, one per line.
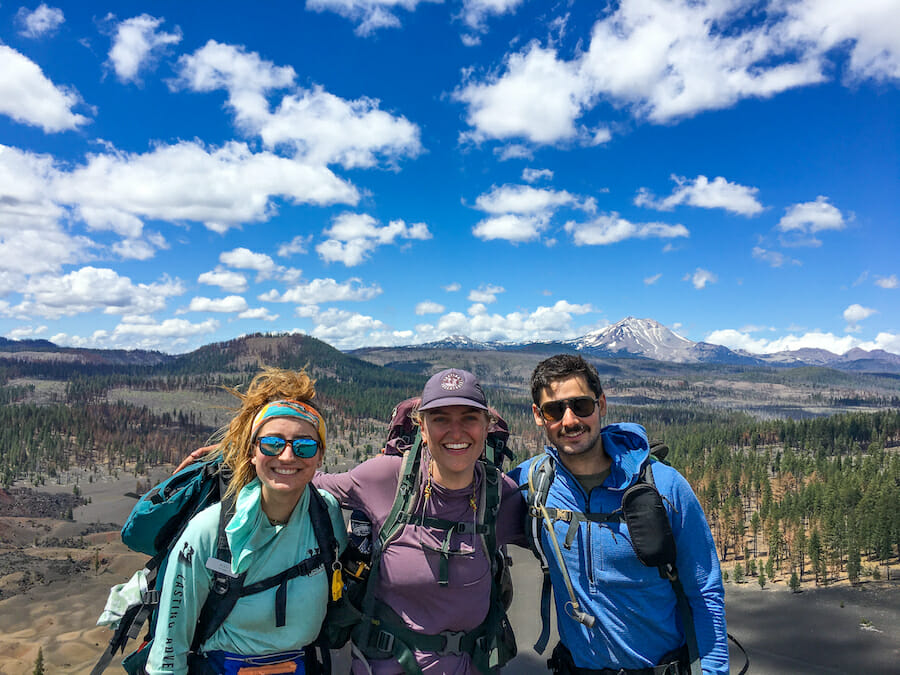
172, 445, 216, 474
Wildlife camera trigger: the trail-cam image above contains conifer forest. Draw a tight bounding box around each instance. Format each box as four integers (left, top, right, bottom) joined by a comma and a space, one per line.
1, 333, 897, 590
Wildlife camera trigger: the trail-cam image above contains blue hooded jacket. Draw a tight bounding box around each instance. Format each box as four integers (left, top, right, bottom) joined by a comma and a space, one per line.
510, 423, 728, 674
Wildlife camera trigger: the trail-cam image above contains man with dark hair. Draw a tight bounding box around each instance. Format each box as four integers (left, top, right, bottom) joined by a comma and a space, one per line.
510, 354, 728, 674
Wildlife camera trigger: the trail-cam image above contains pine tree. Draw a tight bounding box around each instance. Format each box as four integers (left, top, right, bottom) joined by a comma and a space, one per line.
33, 647, 45, 675
789, 572, 800, 593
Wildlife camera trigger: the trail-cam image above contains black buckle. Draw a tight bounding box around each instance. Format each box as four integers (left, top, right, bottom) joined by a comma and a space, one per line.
375, 630, 394, 653
439, 630, 465, 655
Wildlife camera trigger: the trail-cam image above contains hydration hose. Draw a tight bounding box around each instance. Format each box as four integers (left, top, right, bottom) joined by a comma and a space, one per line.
527, 460, 596, 629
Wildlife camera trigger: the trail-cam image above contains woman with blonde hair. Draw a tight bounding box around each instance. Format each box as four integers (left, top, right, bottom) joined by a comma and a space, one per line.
147, 367, 346, 675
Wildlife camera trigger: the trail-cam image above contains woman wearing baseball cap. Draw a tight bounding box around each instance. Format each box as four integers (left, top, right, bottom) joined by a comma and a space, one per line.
316, 368, 527, 674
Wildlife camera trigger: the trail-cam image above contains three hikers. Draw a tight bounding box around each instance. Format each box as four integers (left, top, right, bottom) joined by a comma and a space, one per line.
103, 357, 728, 674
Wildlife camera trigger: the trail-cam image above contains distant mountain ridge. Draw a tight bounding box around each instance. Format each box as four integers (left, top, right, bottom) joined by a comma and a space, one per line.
1, 319, 898, 373
403, 317, 900, 373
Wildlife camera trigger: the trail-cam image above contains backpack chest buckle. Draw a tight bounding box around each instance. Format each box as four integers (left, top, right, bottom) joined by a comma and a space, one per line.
439, 630, 466, 655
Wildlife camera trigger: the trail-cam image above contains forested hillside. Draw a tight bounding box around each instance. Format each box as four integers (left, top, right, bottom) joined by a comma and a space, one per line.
1, 333, 897, 587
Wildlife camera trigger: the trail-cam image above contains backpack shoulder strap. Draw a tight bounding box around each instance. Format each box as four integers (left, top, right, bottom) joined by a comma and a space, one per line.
630, 459, 702, 675
354, 433, 424, 656
191, 492, 242, 651
308, 485, 343, 612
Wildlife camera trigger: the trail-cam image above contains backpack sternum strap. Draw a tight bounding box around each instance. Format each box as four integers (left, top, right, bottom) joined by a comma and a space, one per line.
356, 600, 495, 675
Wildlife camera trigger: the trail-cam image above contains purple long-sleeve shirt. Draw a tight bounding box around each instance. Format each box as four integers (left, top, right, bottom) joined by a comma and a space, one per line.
314, 454, 526, 674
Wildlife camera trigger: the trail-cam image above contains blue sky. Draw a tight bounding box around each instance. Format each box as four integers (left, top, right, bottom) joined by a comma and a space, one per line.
0, 1, 898, 355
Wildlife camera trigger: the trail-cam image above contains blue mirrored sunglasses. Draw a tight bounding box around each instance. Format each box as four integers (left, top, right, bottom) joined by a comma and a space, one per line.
257, 435, 319, 459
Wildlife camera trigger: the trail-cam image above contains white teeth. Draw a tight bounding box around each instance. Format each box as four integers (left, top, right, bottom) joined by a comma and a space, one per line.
272, 468, 299, 475
445, 443, 469, 450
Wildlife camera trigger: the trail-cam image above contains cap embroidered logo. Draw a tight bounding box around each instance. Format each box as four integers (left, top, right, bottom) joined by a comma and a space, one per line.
441, 372, 465, 390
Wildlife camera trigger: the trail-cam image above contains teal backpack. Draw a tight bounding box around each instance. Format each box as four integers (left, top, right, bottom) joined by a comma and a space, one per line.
92, 458, 341, 675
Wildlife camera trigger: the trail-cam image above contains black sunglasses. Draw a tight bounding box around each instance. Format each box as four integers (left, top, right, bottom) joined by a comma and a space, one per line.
257, 435, 319, 459
539, 396, 599, 422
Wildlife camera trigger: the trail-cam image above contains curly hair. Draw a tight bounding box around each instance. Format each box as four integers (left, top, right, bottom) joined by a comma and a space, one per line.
209, 366, 320, 502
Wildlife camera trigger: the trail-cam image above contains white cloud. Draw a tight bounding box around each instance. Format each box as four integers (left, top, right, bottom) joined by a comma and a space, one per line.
473, 214, 547, 242
220, 248, 280, 280
494, 144, 533, 161
455, 1, 900, 145
522, 168, 553, 183
471, 184, 595, 243
5, 325, 48, 340
112, 317, 219, 339
456, 43, 589, 145
460, 0, 526, 32
107, 14, 182, 83
468, 284, 504, 303
443, 282, 461, 292
305, 0, 438, 36
11, 267, 185, 320
565, 213, 689, 246
316, 212, 432, 266
278, 235, 311, 257
16, 4, 65, 38
843, 303, 876, 324
198, 268, 248, 293
777, 196, 846, 234
53, 317, 220, 352
0, 45, 89, 132
0, 146, 97, 278
174, 41, 421, 168
299, 306, 390, 349
262, 277, 382, 304
705, 327, 900, 356
783, 0, 900, 82
644, 273, 662, 285
53, 141, 358, 234
415, 301, 445, 315
752, 246, 801, 268
875, 274, 898, 289
112, 237, 160, 260
475, 184, 585, 215
704, 328, 775, 354
635, 175, 763, 215
415, 299, 595, 345
186, 296, 249, 313
238, 307, 279, 321
685, 268, 717, 290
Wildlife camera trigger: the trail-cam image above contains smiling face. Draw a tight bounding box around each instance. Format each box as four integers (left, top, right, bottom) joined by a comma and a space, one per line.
533, 374, 609, 475
250, 416, 321, 512
420, 405, 489, 489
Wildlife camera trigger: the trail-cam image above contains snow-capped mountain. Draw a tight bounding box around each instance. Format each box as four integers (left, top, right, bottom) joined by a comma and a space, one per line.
566, 317, 696, 362
411, 335, 498, 350
396, 317, 899, 372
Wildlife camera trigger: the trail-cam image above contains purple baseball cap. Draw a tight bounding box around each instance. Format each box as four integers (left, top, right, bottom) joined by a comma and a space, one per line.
418, 368, 489, 412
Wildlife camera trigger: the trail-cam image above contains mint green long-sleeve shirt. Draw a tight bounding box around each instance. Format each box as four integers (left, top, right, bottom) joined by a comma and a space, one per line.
147, 480, 346, 674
